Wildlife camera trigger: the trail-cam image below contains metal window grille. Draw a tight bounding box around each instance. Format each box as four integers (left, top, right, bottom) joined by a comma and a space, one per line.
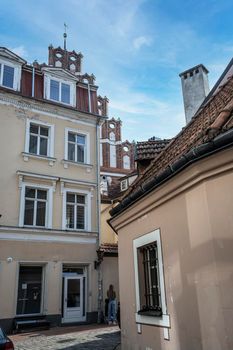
138, 242, 162, 315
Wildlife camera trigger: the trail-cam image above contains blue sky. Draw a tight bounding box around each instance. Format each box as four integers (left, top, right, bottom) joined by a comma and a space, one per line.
1, 0, 233, 142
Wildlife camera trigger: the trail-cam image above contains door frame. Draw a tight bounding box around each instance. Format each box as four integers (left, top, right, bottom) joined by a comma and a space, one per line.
62, 269, 87, 323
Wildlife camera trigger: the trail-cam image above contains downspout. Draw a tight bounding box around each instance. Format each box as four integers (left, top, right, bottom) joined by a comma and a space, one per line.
88, 83, 92, 113
32, 65, 35, 98
96, 117, 103, 323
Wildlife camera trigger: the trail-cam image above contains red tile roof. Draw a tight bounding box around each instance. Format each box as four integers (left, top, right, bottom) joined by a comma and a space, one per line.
135, 139, 171, 161
98, 243, 118, 254
110, 73, 233, 216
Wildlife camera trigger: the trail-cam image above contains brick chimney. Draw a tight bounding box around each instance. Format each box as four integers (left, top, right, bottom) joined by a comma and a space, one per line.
179, 64, 210, 124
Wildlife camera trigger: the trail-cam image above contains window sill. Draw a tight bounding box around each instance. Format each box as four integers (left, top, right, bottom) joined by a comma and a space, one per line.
22, 152, 56, 166
62, 159, 93, 173
135, 312, 170, 328
138, 309, 162, 317
47, 97, 74, 108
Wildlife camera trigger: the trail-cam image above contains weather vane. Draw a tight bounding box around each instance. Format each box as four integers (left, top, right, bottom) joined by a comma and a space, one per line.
63, 23, 68, 50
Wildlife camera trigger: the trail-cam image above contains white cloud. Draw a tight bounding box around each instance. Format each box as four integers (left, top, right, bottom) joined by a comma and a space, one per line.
133, 35, 152, 50
10, 45, 28, 59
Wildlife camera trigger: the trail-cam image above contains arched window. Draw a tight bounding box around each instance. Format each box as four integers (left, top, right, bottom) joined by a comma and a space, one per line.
123, 155, 130, 169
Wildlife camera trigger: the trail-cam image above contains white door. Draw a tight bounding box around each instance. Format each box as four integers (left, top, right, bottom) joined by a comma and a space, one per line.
63, 276, 85, 323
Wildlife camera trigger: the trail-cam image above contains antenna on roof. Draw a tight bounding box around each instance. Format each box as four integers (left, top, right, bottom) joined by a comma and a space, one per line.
63, 22, 68, 50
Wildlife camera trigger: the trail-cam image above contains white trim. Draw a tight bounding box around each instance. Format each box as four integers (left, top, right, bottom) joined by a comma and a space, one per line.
17, 170, 59, 182
22, 152, 56, 166
60, 178, 96, 187
44, 73, 76, 107
100, 171, 126, 177
61, 187, 92, 231
0, 95, 97, 127
24, 118, 55, 159
133, 229, 170, 328
64, 127, 90, 164
100, 139, 122, 145
19, 182, 54, 229
0, 231, 97, 244
0, 58, 22, 91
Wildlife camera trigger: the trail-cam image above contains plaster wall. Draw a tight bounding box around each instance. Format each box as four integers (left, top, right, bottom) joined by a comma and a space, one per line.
111, 148, 233, 350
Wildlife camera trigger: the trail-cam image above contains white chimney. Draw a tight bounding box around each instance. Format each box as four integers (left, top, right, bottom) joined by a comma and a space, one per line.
179, 64, 210, 124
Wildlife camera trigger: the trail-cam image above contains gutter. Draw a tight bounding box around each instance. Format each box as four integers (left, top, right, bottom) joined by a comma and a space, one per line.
109, 128, 233, 218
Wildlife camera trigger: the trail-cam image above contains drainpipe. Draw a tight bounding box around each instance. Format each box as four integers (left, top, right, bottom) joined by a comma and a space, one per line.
96, 117, 103, 323
32, 65, 35, 98
88, 83, 92, 113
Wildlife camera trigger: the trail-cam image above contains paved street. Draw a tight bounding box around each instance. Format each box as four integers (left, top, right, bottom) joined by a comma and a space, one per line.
10, 324, 121, 350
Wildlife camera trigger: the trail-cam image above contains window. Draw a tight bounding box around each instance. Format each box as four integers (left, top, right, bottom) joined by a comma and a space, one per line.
64, 128, 90, 165
29, 123, 49, 156
66, 192, 86, 230
16, 266, 43, 315
19, 182, 54, 229
137, 242, 162, 316
62, 187, 91, 231
50, 79, 71, 104
68, 132, 86, 163
24, 187, 48, 227
0, 63, 14, 88
24, 119, 55, 159
120, 179, 128, 192
133, 229, 170, 327
123, 155, 130, 169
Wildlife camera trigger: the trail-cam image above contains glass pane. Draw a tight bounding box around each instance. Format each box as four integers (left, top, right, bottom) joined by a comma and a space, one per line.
50, 79, 59, 101
67, 279, 80, 308
67, 193, 75, 203
68, 142, 75, 161
77, 145, 84, 163
76, 205, 85, 229
16, 266, 42, 315
36, 201, 46, 226
61, 83, 70, 104
25, 188, 35, 198
66, 204, 74, 228
76, 195, 85, 204
77, 135, 85, 145
68, 132, 75, 142
29, 135, 38, 154
37, 189, 47, 200
24, 200, 34, 225
30, 124, 39, 134
39, 137, 48, 156
40, 126, 48, 136
3, 65, 14, 88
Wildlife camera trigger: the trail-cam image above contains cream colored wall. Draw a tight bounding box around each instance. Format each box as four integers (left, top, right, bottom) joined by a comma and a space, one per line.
111, 148, 233, 350
101, 256, 119, 302
101, 203, 118, 244
0, 240, 98, 318
0, 96, 98, 230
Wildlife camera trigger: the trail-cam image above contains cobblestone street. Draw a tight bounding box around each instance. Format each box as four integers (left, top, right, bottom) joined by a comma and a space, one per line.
10, 325, 121, 350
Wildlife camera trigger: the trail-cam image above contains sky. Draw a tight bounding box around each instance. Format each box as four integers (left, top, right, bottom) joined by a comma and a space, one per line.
1, 0, 233, 142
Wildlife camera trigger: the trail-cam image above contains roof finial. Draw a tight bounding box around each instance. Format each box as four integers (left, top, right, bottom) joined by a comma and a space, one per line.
63, 22, 68, 50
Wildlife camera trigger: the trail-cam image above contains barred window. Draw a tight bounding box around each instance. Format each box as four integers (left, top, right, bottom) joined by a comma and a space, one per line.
137, 242, 162, 316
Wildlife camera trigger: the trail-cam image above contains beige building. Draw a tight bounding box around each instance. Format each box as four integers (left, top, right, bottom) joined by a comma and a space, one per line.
0, 44, 108, 332
109, 63, 233, 349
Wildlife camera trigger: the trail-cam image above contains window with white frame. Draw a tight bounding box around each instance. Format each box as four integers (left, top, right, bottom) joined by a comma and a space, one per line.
24, 187, 48, 227
19, 183, 53, 229
66, 192, 86, 230
0, 60, 21, 90
50, 79, 71, 104
62, 187, 91, 231
68, 132, 86, 163
25, 119, 54, 158
133, 229, 170, 327
65, 128, 90, 164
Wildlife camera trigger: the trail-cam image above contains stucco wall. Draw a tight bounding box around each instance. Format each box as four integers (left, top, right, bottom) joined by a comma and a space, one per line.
0, 240, 98, 319
111, 148, 233, 350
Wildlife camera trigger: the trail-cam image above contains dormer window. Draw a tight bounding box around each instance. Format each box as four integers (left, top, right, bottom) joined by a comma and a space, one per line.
50, 79, 71, 104
44, 71, 76, 107
0, 60, 21, 91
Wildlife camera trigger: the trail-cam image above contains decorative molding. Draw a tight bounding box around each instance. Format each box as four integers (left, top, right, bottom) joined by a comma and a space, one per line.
22, 152, 56, 166
0, 93, 97, 127
16, 170, 59, 182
